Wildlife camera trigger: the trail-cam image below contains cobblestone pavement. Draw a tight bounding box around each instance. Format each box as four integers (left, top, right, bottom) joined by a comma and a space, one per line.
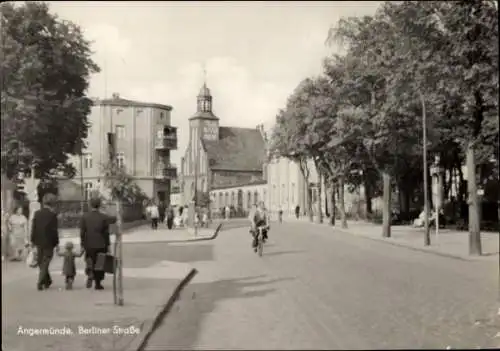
144, 221, 499, 350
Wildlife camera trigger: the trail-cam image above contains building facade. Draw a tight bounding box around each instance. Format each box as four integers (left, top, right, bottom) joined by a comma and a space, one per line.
70, 93, 177, 203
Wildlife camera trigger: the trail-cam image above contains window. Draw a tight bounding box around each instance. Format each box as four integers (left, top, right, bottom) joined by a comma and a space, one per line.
263, 189, 267, 207
83, 153, 93, 169
281, 184, 285, 203
291, 183, 295, 204
84, 182, 93, 200
160, 112, 164, 119
117, 152, 126, 168
116, 125, 125, 139
247, 191, 251, 209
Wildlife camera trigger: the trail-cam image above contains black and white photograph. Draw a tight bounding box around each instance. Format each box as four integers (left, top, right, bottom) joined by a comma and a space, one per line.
1, 1, 499, 350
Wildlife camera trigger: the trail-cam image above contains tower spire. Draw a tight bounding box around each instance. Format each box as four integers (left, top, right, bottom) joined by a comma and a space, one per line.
202, 63, 207, 87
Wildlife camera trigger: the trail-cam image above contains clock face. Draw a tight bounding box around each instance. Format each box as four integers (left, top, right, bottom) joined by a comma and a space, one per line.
203, 122, 218, 140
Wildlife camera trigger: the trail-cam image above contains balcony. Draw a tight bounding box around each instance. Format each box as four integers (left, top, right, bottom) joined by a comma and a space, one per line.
155, 164, 177, 180
155, 127, 177, 150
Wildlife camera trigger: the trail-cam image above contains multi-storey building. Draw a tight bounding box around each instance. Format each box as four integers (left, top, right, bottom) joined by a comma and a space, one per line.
71, 93, 177, 203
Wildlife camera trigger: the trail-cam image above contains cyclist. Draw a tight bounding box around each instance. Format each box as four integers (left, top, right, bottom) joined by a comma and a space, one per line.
249, 201, 269, 251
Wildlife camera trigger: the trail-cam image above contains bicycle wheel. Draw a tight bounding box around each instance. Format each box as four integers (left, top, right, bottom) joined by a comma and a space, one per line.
258, 234, 263, 257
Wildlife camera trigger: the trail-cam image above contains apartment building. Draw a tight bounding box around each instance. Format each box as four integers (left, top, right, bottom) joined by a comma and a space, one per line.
71, 93, 178, 203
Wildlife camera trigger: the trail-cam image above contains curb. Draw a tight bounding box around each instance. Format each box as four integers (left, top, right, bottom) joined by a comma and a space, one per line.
127, 267, 199, 351
337, 228, 471, 261
288, 220, 491, 262
123, 223, 224, 245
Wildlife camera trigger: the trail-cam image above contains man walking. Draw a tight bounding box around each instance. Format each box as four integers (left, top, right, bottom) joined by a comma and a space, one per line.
80, 197, 116, 290
158, 201, 166, 227
30, 193, 59, 291
146, 201, 160, 230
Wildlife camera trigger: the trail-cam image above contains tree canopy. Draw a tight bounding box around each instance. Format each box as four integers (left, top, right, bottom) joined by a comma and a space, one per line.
268, 1, 498, 239
1, 2, 100, 180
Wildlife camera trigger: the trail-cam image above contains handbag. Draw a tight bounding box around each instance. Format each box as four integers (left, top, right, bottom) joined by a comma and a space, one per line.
95, 252, 115, 274
26, 248, 38, 268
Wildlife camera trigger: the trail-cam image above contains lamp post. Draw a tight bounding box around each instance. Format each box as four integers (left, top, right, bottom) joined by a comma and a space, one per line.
420, 91, 431, 246
430, 155, 443, 241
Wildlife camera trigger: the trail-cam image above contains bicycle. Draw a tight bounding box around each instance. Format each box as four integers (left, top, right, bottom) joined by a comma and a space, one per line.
255, 225, 268, 257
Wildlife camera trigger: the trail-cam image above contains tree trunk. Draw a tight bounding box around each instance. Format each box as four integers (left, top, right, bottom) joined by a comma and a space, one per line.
307, 186, 313, 222
426, 166, 433, 211
466, 143, 482, 255
330, 183, 336, 226
316, 174, 323, 224
364, 178, 373, 215
339, 175, 347, 229
382, 171, 391, 238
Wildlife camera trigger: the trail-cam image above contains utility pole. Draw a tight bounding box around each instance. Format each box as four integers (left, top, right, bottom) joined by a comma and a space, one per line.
420, 91, 431, 246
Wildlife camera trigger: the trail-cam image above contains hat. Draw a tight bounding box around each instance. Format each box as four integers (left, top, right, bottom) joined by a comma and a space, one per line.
89, 197, 101, 209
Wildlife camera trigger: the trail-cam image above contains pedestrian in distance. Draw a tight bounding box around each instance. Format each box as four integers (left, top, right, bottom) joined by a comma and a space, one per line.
278, 207, 283, 223
56, 241, 84, 290
146, 201, 160, 230
166, 205, 175, 230
80, 197, 116, 290
158, 200, 166, 225
7, 205, 29, 261
295, 205, 300, 219
30, 193, 60, 291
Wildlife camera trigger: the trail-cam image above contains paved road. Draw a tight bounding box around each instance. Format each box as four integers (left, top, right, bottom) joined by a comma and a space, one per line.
144, 221, 500, 350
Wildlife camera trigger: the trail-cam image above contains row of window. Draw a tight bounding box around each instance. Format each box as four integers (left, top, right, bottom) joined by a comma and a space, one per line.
82, 153, 126, 169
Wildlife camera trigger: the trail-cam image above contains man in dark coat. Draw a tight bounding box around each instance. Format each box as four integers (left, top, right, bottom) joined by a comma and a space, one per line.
30, 193, 60, 291
80, 197, 116, 290
158, 201, 166, 226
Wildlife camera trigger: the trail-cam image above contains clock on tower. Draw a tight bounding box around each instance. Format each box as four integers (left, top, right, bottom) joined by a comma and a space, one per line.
203, 121, 218, 141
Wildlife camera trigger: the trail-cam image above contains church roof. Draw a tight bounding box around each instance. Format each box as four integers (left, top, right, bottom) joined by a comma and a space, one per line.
189, 111, 219, 120
202, 127, 266, 172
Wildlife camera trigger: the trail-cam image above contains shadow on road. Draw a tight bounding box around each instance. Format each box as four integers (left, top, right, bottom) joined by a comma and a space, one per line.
145, 275, 295, 350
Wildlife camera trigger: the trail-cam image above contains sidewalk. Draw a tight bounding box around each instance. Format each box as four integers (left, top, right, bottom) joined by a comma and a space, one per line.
2, 260, 196, 351
59, 226, 217, 251
287, 217, 499, 261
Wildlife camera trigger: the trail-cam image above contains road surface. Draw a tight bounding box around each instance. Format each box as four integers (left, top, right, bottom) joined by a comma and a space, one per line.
143, 221, 499, 350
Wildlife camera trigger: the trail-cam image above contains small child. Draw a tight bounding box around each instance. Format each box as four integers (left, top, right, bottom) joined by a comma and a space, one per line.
56, 241, 84, 290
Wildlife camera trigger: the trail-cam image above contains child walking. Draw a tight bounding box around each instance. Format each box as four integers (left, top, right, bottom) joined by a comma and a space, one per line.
56, 241, 84, 290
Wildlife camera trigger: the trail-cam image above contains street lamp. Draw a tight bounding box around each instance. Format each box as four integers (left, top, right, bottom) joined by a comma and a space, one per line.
430, 155, 443, 241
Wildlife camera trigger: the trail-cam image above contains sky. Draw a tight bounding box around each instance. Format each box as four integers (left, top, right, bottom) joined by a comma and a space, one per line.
47, 1, 381, 166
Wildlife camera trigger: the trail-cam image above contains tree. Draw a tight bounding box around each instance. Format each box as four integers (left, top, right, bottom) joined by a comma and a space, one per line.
1, 2, 100, 180
101, 162, 149, 205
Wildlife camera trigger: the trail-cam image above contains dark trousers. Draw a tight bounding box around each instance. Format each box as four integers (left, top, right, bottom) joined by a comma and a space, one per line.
167, 217, 173, 229
295, 212, 299, 219
151, 218, 159, 229
85, 248, 107, 284
37, 247, 54, 287
159, 214, 165, 224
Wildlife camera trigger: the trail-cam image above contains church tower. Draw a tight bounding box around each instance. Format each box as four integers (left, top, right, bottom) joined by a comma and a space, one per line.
189, 68, 219, 144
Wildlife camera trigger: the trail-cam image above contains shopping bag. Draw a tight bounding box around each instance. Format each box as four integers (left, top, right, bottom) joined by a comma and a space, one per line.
95, 252, 115, 274
26, 248, 38, 268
